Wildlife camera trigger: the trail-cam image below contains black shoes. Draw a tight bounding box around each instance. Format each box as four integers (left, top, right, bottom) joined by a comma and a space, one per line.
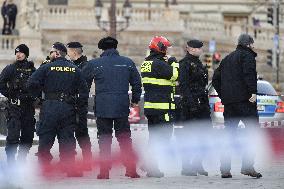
197, 169, 209, 176
125, 171, 140, 178
241, 169, 262, 178
181, 166, 208, 176
146, 170, 164, 178
221, 169, 262, 179
97, 171, 110, 179
221, 172, 232, 178
181, 170, 197, 176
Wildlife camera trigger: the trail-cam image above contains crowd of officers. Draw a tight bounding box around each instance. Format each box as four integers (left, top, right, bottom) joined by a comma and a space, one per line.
0, 34, 262, 179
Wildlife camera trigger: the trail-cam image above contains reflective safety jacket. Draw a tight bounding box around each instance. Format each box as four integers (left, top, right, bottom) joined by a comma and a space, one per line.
141, 51, 178, 117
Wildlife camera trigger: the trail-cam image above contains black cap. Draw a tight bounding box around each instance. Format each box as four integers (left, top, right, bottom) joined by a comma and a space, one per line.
52, 42, 67, 53
187, 39, 203, 48
98, 36, 118, 50
238, 34, 254, 46
15, 44, 29, 57
66, 42, 83, 48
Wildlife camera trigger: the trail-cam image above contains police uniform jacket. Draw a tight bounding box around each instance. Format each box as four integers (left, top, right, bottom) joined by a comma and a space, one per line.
83, 48, 142, 118
0, 59, 35, 102
27, 57, 88, 106
73, 55, 88, 70
179, 53, 209, 106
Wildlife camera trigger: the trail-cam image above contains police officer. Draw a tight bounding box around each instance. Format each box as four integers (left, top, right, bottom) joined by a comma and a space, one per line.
27, 42, 88, 177
141, 36, 178, 177
83, 37, 142, 179
0, 44, 36, 165
177, 39, 211, 176
66, 42, 92, 170
212, 34, 262, 178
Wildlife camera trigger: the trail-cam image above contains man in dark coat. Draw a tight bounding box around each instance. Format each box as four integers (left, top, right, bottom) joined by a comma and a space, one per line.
1, 0, 8, 28
212, 34, 262, 178
6, 0, 17, 30
27, 42, 89, 177
66, 41, 92, 171
177, 39, 211, 176
0, 44, 36, 165
83, 36, 142, 179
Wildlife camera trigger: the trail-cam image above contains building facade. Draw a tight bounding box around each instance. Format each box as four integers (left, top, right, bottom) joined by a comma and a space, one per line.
0, 0, 283, 89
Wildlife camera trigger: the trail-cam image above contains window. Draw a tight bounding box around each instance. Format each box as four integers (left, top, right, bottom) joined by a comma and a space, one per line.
48, 0, 68, 5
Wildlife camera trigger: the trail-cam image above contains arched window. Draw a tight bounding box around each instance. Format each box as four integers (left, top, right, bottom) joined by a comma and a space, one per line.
48, 0, 68, 5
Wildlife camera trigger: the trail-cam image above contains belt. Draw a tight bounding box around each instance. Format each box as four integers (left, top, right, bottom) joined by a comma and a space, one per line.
45, 92, 76, 103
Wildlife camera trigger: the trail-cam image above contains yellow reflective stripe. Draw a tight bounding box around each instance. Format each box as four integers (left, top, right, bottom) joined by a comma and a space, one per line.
142, 77, 174, 86
171, 62, 179, 68
170, 66, 178, 81
144, 102, 175, 110
165, 113, 170, 121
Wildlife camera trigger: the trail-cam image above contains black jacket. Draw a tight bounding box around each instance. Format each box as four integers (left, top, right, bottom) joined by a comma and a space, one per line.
179, 53, 208, 104
212, 45, 257, 105
73, 55, 88, 70
141, 51, 177, 115
83, 49, 142, 118
6, 3, 17, 18
27, 57, 89, 106
0, 59, 36, 101
1, 1, 6, 17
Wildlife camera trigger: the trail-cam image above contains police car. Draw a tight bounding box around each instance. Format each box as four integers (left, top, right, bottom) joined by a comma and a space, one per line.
208, 79, 284, 128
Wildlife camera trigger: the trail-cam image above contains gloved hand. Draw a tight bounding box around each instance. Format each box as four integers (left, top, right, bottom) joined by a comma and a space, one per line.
249, 94, 257, 103
168, 57, 178, 65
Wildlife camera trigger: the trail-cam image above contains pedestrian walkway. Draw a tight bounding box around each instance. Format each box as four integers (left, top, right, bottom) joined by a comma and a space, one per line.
0, 127, 284, 189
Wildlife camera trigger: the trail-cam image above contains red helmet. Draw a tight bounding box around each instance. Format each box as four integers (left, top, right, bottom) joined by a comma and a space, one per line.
149, 36, 171, 53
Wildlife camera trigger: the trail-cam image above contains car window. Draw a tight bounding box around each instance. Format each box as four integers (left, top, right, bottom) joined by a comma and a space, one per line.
257, 82, 277, 96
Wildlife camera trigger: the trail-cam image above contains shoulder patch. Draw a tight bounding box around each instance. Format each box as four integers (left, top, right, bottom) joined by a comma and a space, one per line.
141, 61, 153, 73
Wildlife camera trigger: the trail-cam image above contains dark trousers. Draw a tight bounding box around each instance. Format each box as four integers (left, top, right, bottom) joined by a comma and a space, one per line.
146, 113, 173, 172
175, 103, 211, 171
96, 117, 136, 171
220, 101, 259, 173
75, 106, 92, 160
5, 102, 35, 164
37, 101, 76, 167
8, 16, 16, 30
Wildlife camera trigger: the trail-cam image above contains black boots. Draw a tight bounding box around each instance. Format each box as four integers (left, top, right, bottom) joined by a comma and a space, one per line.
221, 172, 233, 178
241, 168, 262, 178
181, 164, 208, 176
146, 169, 164, 178
221, 168, 262, 178
125, 166, 140, 178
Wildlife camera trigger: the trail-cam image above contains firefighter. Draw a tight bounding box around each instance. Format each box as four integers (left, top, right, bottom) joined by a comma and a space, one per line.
141, 36, 178, 177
